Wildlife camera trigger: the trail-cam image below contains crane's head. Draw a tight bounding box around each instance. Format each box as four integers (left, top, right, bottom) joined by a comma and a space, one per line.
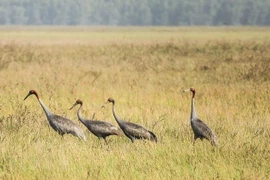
183, 87, 196, 98
69, 99, 83, 110
107, 98, 115, 104
24, 90, 39, 100
101, 97, 115, 108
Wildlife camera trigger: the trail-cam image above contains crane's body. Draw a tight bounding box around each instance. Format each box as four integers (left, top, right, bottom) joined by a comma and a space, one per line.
183, 88, 218, 146
104, 98, 157, 143
70, 100, 122, 144
24, 90, 86, 141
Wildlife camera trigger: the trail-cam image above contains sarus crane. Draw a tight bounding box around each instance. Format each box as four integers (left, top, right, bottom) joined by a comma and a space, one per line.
24, 90, 86, 141
70, 99, 122, 144
103, 98, 157, 143
183, 87, 218, 146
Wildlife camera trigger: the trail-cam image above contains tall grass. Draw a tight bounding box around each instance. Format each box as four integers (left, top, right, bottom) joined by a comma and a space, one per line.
0, 27, 269, 179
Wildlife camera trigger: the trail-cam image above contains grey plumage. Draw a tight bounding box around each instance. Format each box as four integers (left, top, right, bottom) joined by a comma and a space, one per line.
104, 98, 157, 143
24, 90, 86, 141
183, 87, 218, 146
70, 99, 122, 144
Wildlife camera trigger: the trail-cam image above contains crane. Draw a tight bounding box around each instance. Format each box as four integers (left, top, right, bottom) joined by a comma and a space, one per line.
103, 98, 157, 143
183, 87, 218, 146
70, 99, 122, 144
24, 90, 86, 141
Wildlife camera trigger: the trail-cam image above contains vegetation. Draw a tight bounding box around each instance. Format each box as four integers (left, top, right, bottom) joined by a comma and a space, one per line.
0, 26, 269, 179
0, 0, 270, 25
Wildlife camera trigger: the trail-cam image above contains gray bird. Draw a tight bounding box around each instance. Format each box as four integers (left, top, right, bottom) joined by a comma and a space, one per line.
183, 87, 218, 146
70, 99, 122, 144
24, 90, 86, 141
103, 98, 157, 143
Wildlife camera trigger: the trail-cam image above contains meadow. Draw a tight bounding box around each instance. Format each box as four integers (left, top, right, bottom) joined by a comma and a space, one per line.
0, 26, 269, 179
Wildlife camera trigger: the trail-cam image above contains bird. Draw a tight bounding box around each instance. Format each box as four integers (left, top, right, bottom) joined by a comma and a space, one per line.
70, 99, 123, 144
103, 98, 157, 143
183, 87, 218, 146
24, 90, 86, 141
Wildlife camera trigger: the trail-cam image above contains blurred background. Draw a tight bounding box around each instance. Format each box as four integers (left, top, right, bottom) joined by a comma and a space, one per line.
0, 0, 269, 26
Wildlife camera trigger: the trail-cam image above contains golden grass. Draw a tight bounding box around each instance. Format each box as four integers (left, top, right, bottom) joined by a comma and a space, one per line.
0, 26, 269, 179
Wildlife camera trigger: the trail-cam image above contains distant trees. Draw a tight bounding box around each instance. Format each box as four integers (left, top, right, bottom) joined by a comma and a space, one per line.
0, 0, 269, 26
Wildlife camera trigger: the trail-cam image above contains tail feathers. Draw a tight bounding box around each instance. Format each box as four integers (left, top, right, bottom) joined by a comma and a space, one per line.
209, 134, 218, 146
114, 127, 125, 137
148, 131, 157, 142
70, 130, 86, 141
204, 128, 218, 147
76, 129, 86, 141
117, 129, 125, 137
81, 134, 87, 141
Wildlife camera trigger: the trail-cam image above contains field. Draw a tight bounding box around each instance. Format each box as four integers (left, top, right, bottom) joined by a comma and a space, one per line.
0, 26, 269, 179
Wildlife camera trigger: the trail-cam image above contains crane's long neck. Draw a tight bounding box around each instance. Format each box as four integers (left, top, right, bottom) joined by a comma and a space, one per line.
77, 104, 87, 125
38, 99, 53, 120
112, 102, 123, 125
191, 98, 198, 120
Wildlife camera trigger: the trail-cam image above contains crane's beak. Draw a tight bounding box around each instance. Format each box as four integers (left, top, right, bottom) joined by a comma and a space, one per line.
182, 89, 190, 93
23, 93, 31, 101
69, 103, 77, 110
101, 101, 109, 108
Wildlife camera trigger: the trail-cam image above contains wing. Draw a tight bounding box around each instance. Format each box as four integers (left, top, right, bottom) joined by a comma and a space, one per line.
122, 121, 153, 140
84, 120, 121, 136
192, 118, 216, 141
49, 114, 85, 140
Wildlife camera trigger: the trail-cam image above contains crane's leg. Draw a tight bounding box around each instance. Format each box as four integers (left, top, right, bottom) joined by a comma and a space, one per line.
103, 138, 111, 151
61, 134, 64, 140
97, 137, 102, 146
104, 138, 108, 145
193, 135, 197, 145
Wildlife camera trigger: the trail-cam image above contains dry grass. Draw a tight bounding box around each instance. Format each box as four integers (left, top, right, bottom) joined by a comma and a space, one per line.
0, 26, 269, 179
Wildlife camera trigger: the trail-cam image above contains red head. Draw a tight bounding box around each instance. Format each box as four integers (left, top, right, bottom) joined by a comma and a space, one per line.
107, 98, 115, 104
70, 99, 83, 110
183, 87, 196, 98
75, 99, 83, 105
24, 90, 39, 100
101, 97, 115, 108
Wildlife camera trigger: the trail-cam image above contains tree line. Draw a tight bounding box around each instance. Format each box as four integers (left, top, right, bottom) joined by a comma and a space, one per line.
0, 0, 269, 26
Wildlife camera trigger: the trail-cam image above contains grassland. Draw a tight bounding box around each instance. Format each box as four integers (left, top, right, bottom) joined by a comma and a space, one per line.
0, 26, 269, 179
